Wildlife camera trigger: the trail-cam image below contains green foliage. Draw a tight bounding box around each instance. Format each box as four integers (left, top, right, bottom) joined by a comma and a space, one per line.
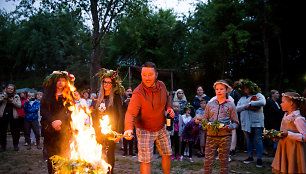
0, 7, 91, 89
1, 0, 305, 94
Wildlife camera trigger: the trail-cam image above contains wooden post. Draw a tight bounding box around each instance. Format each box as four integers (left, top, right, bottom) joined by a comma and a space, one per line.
128, 66, 131, 87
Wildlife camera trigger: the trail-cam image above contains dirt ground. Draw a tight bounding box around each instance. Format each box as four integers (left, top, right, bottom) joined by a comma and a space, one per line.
0, 134, 274, 174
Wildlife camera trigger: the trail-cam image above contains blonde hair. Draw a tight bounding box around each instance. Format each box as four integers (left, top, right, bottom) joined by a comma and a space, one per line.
36, 91, 43, 96
194, 114, 202, 121
282, 92, 303, 110
173, 89, 187, 102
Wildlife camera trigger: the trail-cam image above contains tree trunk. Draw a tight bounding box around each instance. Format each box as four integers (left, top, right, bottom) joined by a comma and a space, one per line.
263, 0, 269, 93
90, 0, 101, 91
278, 36, 284, 90
90, 46, 101, 91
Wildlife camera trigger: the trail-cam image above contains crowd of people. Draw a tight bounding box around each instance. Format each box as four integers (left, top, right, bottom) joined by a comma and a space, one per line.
0, 61, 305, 174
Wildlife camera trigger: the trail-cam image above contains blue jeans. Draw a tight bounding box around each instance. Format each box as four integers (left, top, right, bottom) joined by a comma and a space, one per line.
243, 127, 263, 158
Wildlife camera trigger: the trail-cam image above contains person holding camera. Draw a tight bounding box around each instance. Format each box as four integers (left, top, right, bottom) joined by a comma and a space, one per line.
23, 92, 41, 150
122, 87, 136, 157
0, 84, 22, 152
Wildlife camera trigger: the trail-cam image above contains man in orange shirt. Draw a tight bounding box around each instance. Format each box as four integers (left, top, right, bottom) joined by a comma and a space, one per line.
124, 62, 174, 174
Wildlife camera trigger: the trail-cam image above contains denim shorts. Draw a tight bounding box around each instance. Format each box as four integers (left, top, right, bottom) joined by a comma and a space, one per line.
136, 126, 172, 163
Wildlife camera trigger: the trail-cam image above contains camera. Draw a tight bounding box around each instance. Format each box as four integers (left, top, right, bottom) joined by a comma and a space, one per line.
7, 93, 14, 99
29, 98, 35, 101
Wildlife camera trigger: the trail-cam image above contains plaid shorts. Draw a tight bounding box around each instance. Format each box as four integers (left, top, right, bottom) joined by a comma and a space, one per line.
136, 126, 172, 163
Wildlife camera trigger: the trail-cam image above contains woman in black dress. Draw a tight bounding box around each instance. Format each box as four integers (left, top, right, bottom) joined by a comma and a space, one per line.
92, 68, 125, 174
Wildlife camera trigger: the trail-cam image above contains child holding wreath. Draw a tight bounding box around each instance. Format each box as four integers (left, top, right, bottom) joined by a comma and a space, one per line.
203, 80, 239, 174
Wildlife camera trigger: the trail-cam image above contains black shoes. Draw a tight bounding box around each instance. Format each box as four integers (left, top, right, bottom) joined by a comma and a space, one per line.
197, 152, 205, 157
244, 156, 263, 167
243, 156, 254, 164
122, 152, 127, 157
123, 152, 136, 157
256, 158, 263, 168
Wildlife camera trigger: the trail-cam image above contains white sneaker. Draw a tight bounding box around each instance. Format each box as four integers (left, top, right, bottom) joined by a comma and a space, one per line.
180, 156, 183, 161
189, 158, 194, 162
228, 156, 232, 162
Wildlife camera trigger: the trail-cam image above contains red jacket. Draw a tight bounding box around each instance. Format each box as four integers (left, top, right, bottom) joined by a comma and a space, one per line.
125, 80, 171, 132
17, 97, 27, 117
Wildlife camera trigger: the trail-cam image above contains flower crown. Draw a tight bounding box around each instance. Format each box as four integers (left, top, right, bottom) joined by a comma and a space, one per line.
233, 79, 260, 95
213, 80, 233, 91
43, 70, 75, 87
282, 93, 306, 102
184, 103, 194, 110
97, 68, 125, 95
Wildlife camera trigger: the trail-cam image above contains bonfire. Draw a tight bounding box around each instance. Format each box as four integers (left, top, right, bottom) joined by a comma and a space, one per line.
50, 82, 124, 174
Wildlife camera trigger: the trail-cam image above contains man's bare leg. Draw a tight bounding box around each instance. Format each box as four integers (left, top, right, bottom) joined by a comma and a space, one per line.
161, 155, 171, 174
140, 162, 151, 174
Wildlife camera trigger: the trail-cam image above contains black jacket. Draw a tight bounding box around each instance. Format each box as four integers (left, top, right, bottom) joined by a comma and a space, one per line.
264, 98, 284, 130
92, 94, 124, 143
40, 95, 72, 157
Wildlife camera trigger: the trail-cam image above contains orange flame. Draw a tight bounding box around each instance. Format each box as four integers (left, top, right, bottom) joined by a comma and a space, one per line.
62, 82, 112, 173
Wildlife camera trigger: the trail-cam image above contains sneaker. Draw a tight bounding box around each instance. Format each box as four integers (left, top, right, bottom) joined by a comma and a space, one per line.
171, 155, 175, 160
230, 150, 236, 156
243, 156, 254, 164
215, 156, 219, 160
189, 158, 194, 162
180, 156, 183, 161
197, 152, 205, 157
24, 142, 28, 146
175, 154, 180, 160
228, 156, 232, 162
256, 159, 263, 168
122, 152, 127, 157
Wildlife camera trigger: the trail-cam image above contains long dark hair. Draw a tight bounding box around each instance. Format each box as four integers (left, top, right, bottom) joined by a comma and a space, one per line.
41, 77, 71, 107
96, 79, 115, 108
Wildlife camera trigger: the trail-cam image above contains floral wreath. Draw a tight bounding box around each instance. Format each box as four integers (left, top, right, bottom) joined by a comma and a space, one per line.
97, 68, 125, 96
282, 93, 306, 102
184, 102, 194, 111
43, 70, 75, 87
213, 80, 233, 91
233, 79, 261, 96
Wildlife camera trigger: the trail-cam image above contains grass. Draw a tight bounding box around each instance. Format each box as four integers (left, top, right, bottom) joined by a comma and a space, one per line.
1, 135, 274, 174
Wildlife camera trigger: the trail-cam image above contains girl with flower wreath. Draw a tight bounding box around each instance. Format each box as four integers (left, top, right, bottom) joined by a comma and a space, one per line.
40, 71, 75, 174
203, 80, 239, 174
92, 68, 125, 174
271, 92, 306, 174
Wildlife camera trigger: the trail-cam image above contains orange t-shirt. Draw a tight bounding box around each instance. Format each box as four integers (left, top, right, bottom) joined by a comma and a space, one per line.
124, 80, 172, 132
